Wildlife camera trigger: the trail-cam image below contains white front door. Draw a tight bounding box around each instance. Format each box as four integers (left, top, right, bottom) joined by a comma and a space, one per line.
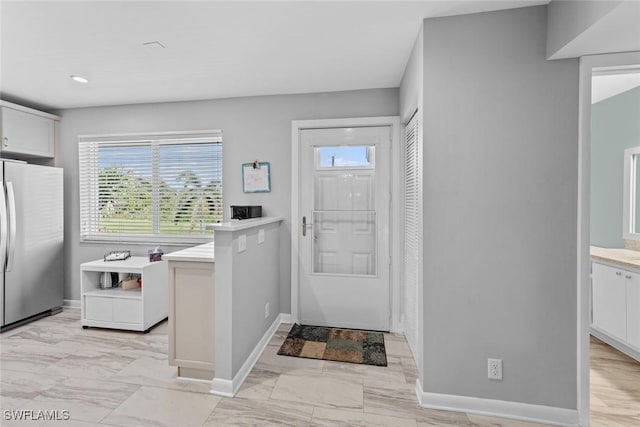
298, 126, 391, 331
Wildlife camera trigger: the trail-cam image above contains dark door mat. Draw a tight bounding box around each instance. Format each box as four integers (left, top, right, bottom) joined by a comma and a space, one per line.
277, 323, 387, 367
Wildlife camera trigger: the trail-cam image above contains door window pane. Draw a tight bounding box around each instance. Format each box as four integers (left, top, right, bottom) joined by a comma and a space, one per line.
317, 146, 373, 169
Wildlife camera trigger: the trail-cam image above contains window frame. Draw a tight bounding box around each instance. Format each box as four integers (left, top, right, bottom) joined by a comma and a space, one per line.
78, 130, 223, 245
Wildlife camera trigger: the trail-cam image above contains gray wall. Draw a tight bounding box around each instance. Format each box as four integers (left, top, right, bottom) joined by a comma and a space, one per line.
57, 89, 399, 303
231, 222, 281, 376
212, 221, 281, 382
591, 87, 640, 248
421, 6, 578, 408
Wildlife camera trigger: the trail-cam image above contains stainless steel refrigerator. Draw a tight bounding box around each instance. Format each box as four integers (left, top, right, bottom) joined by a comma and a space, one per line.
1, 159, 63, 329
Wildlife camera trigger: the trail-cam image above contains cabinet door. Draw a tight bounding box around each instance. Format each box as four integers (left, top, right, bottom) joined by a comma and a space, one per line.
169, 262, 215, 370
113, 299, 143, 324
592, 263, 627, 341
627, 271, 640, 349
85, 297, 113, 322
1, 106, 55, 157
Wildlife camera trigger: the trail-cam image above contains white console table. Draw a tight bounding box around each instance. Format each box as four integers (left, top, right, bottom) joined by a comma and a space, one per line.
80, 257, 168, 332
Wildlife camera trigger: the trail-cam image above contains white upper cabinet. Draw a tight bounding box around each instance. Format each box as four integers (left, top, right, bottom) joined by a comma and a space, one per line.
0, 101, 58, 158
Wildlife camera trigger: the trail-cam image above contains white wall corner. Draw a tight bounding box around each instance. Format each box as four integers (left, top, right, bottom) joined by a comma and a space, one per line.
63, 299, 80, 309
415, 380, 578, 427
211, 313, 286, 397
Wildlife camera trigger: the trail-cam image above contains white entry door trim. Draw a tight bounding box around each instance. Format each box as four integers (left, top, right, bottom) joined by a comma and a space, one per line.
291, 116, 401, 332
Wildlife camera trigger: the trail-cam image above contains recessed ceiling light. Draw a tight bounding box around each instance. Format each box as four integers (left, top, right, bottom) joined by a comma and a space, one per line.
70, 75, 89, 84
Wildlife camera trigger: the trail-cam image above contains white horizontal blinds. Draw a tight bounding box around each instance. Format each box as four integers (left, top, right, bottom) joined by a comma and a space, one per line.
158, 141, 223, 235
78, 131, 223, 243
403, 113, 419, 357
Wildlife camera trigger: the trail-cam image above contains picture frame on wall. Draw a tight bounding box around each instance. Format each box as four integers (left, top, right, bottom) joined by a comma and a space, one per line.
242, 162, 271, 193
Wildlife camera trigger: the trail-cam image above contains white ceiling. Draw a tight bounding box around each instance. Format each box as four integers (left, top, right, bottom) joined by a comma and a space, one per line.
0, 0, 548, 110
592, 70, 640, 104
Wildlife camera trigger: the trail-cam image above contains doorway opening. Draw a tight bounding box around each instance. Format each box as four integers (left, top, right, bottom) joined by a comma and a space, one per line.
578, 52, 640, 426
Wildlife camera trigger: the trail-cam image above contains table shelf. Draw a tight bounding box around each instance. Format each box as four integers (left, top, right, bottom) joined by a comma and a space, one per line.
80, 257, 167, 332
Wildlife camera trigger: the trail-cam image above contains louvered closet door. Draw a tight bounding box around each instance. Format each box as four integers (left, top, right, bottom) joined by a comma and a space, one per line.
403, 113, 420, 357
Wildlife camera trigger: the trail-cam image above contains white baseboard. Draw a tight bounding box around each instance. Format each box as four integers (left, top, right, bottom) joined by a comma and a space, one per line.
210, 378, 234, 397
63, 299, 80, 309
591, 327, 640, 362
280, 313, 292, 324
415, 380, 578, 427
210, 313, 287, 397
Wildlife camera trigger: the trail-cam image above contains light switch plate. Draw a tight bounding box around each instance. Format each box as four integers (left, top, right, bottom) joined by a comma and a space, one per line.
238, 234, 247, 253
258, 229, 265, 244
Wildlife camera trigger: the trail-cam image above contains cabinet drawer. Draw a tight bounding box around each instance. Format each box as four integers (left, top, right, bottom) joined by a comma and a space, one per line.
85, 297, 113, 322
113, 299, 142, 324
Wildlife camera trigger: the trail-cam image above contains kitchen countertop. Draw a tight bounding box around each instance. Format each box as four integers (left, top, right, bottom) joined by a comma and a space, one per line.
591, 246, 640, 270
163, 241, 215, 263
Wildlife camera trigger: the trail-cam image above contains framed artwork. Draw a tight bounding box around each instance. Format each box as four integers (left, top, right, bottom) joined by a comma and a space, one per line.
242, 162, 271, 193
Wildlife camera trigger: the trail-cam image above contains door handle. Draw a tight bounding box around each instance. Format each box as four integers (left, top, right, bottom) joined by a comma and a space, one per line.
6, 182, 16, 272
616, 271, 622, 276
302, 216, 313, 237
0, 183, 7, 271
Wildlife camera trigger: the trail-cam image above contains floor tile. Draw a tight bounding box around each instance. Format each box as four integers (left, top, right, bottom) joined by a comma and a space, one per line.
466, 414, 551, 426
0, 342, 69, 373
364, 380, 471, 426
205, 396, 313, 426
110, 357, 211, 393
33, 377, 139, 423
234, 367, 280, 400
42, 348, 136, 380
311, 407, 418, 426
101, 385, 221, 427
41, 420, 119, 427
0, 370, 64, 399
255, 344, 324, 375
1, 309, 638, 427
270, 374, 363, 410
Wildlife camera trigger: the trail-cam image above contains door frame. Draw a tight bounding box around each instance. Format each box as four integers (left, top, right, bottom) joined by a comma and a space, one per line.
291, 116, 401, 332
577, 51, 640, 427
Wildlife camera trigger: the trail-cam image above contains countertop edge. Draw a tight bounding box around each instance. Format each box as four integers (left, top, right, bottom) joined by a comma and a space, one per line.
590, 246, 640, 271
163, 242, 215, 263
207, 216, 284, 232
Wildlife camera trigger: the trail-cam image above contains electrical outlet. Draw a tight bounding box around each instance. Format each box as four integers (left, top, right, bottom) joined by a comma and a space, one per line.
265, 302, 270, 319
488, 358, 503, 380
258, 228, 265, 244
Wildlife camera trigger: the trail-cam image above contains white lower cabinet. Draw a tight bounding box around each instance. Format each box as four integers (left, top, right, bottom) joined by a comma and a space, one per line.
81, 257, 167, 332
592, 262, 628, 341
591, 261, 640, 359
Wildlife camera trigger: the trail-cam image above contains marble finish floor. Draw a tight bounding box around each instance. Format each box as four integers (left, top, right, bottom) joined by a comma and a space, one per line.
0, 309, 636, 426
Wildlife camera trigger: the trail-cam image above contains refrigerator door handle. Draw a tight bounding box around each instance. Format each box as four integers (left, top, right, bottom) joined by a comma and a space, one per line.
6, 182, 16, 272
0, 182, 7, 271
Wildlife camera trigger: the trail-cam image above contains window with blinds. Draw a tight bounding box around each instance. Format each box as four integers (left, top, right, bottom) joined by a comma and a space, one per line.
78, 131, 223, 243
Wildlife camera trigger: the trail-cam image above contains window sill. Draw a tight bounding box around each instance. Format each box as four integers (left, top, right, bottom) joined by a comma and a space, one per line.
80, 235, 214, 247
